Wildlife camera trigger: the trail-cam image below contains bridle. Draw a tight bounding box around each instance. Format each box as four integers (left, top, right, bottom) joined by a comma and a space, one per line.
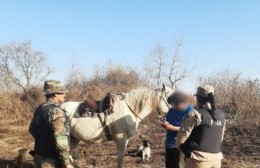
157, 91, 171, 117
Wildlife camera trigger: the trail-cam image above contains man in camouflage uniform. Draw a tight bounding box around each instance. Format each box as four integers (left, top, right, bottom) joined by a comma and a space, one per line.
29, 80, 74, 168
176, 85, 226, 168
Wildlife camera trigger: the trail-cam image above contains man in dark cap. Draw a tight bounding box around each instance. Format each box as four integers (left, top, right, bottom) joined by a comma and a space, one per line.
176, 85, 226, 168
29, 80, 74, 168
161, 91, 194, 168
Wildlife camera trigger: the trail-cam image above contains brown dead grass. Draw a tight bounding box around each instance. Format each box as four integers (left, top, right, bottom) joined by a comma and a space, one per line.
0, 113, 259, 168
0, 69, 259, 168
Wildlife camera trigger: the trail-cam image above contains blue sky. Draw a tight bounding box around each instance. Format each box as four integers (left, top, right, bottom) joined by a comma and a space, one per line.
0, 0, 259, 92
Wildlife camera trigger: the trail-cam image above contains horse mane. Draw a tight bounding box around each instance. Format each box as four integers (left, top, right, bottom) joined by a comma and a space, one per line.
122, 88, 160, 114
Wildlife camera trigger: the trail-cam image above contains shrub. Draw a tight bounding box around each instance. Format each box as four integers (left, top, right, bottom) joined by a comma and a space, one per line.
199, 69, 260, 136
0, 87, 44, 125
65, 65, 142, 101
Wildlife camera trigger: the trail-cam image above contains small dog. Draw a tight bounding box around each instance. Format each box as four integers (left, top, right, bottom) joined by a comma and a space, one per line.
141, 140, 151, 162
129, 140, 151, 162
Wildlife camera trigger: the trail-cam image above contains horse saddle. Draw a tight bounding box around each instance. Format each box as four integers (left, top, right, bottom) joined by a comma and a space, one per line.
77, 93, 115, 117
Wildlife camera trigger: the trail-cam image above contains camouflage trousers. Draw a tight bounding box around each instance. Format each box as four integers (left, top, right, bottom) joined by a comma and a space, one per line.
34, 154, 62, 168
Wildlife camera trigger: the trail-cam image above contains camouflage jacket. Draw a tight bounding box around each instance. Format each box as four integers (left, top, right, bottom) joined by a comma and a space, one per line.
29, 100, 71, 166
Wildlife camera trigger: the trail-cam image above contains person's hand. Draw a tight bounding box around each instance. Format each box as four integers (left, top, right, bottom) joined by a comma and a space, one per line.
66, 164, 74, 168
165, 123, 173, 130
164, 121, 169, 125
162, 123, 180, 132
161, 121, 170, 128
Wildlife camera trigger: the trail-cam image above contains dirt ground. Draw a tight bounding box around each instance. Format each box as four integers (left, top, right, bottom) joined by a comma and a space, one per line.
0, 113, 259, 168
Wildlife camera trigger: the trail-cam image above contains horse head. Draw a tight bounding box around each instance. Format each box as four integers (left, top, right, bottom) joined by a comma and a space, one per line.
157, 84, 174, 114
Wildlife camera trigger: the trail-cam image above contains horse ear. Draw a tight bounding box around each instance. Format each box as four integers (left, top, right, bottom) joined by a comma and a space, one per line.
162, 83, 166, 91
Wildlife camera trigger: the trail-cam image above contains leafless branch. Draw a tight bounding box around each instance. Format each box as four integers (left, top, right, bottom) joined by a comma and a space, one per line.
143, 38, 192, 88
0, 41, 53, 91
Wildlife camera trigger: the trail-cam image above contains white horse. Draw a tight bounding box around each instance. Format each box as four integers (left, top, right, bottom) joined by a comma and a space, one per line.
61, 85, 174, 168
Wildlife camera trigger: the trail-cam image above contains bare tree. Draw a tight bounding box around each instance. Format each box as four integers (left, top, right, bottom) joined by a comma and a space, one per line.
143, 39, 192, 88
0, 46, 15, 90
65, 56, 86, 89
167, 39, 190, 89
0, 41, 53, 91
143, 43, 167, 86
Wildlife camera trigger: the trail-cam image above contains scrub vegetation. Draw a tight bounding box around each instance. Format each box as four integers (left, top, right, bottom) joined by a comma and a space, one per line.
0, 41, 259, 168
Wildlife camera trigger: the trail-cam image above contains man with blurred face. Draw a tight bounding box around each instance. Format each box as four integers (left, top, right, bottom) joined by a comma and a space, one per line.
29, 80, 74, 168
161, 91, 194, 168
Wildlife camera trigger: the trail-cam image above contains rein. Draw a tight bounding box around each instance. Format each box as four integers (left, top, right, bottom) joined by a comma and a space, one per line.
124, 92, 170, 121
124, 97, 168, 132
124, 100, 144, 121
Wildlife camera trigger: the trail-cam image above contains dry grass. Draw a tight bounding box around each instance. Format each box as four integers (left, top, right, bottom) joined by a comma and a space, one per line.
0, 68, 259, 167
0, 113, 259, 168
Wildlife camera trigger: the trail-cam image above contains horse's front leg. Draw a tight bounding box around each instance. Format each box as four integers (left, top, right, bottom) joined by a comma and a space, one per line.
114, 134, 129, 168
